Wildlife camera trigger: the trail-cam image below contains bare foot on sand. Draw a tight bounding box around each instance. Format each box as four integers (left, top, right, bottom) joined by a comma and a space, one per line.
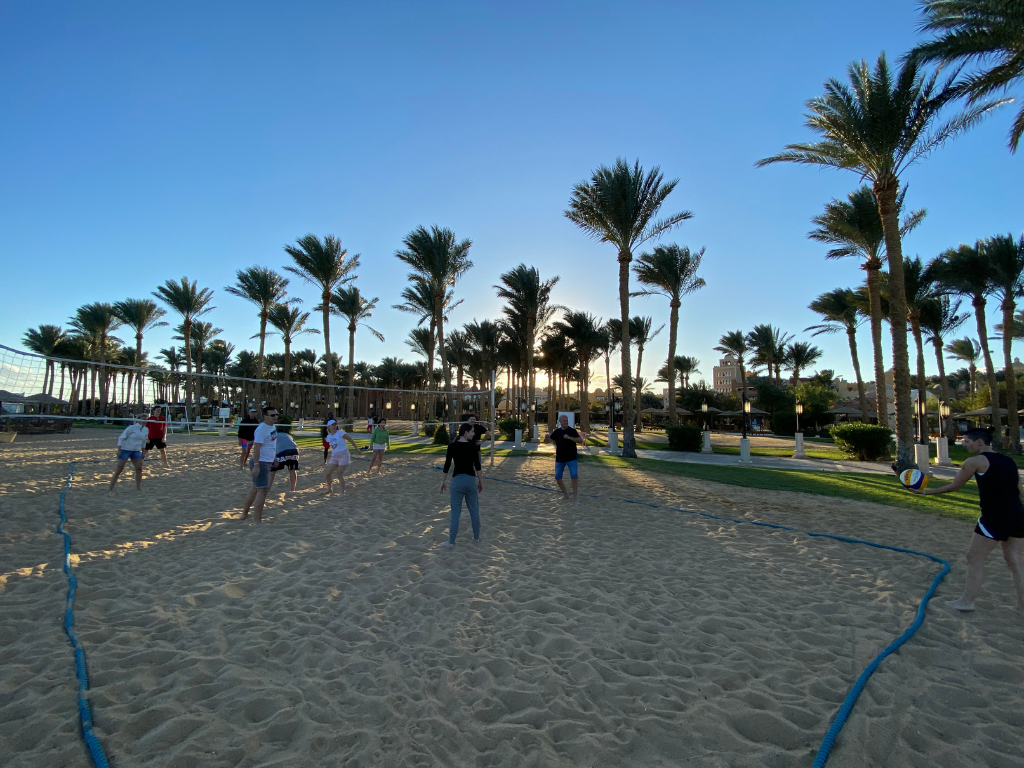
945, 599, 975, 612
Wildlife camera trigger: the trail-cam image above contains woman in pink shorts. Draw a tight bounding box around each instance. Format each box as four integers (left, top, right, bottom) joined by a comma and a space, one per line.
323, 420, 359, 494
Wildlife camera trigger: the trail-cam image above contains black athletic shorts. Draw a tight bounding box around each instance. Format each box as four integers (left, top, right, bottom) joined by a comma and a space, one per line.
273, 459, 299, 471
145, 438, 166, 450
975, 515, 1024, 542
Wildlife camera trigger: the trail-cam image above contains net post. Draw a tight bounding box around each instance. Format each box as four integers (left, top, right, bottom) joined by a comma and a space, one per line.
489, 371, 496, 467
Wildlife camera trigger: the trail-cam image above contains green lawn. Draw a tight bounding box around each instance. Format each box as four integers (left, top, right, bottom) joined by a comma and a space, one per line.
937, 443, 1024, 468
712, 445, 843, 461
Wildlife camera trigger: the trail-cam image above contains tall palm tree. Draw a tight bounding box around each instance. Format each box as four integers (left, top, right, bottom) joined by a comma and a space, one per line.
283, 234, 359, 407
495, 264, 559, 436
932, 241, 1003, 445
330, 285, 384, 419
22, 324, 66, 396
946, 336, 982, 396
113, 298, 168, 406
565, 158, 693, 458
445, 329, 474, 397
785, 341, 823, 388
465, 319, 504, 394
598, 322, 619, 412
806, 288, 869, 419
393, 279, 460, 417
176, 321, 223, 406
268, 303, 319, 416
657, 355, 700, 390
69, 303, 123, 416
154, 277, 215, 409
985, 233, 1024, 451
808, 186, 925, 426
623, 316, 663, 431
714, 331, 750, 398
913, 0, 1024, 152
633, 244, 706, 424
757, 52, 1004, 470
395, 225, 473, 421
557, 311, 605, 432
225, 266, 293, 379
747, 324, 792, 387
921, 296, 970, 439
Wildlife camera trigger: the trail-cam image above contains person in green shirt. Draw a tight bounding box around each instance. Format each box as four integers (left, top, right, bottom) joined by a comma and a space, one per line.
368, 418, 391, 475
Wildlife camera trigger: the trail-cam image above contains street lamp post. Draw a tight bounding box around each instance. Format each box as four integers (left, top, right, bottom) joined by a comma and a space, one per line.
701, 401, 712, 454
793, 401, 806, 458
739, 392, 752, 464
937, 401, 952, 466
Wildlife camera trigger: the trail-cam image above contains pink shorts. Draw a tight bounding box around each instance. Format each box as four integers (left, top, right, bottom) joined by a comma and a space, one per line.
328, 452, 350, 467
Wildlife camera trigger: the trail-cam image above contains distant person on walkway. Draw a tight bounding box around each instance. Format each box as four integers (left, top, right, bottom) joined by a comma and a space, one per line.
238, 407, 260, 469
439, 423, 483, 548
270, 428, 300, 493
324, 420, 359, 494
110, 417, 149, 492
368, 418, 391, 475
909, 428, 1024, 613
544, 414, 586, 505
241, 406, 279, 523
143, 406, 170, 467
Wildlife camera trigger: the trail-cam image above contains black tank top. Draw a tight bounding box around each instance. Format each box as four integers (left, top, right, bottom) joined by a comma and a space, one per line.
975, 452, 1024, 518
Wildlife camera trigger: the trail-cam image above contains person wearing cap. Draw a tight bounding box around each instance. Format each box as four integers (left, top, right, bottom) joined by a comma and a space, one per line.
241, 405, 280, 523
110, 417, 149, 493
238, 407, 260, 469
323, 419, 359, 494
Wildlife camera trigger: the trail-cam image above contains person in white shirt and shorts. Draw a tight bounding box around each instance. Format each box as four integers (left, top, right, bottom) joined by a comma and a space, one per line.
241, 406, 279, 523
110, 418, 149, 492
324, 420, 359, 494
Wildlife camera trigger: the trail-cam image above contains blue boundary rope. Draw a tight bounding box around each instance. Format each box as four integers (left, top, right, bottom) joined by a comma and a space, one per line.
56, 461, 111, 768
435, 467, 950, 767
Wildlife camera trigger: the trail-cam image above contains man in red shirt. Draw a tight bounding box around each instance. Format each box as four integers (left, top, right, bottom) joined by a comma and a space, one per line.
143, 406, 170, 467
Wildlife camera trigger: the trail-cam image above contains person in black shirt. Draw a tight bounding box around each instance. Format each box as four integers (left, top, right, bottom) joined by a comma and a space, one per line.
910, 428, 1024, 612
464, 414, 488, 447
237, 407, 260, 469
544, 414, 586, 505
439, 423, 483, 548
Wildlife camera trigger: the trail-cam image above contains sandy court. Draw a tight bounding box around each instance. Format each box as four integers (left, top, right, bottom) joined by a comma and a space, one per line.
1, 433, 1023, 767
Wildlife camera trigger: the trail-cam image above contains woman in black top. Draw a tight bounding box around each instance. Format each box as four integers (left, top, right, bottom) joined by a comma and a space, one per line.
439, 423, 483, 548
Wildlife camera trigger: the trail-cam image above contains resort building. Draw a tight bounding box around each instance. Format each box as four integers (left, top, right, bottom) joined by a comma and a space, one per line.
712, 355, 755, 395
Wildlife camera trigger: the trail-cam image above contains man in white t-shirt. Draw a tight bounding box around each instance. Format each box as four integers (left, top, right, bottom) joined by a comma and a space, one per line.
241, 406, 279, 523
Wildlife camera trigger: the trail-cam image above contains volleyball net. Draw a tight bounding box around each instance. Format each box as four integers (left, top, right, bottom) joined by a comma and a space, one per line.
0, 343, 496, 434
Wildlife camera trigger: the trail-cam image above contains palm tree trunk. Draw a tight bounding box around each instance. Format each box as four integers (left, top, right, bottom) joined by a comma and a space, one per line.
347, 323, 356, 420
634, 344, 644, 432
912, 319, 928, 444
846, 327, 868, 422
526, 318, 536, 438
865, 262, 888, 426
321, 293, 335, 411
617, 252, 636, 457
58, 363, 66, 404
1003, 299, 1020, 453
435, 293, 452, 422
136, 332, 145, 406
932, 338, 955, 441
283, 341, 292, 416
974, 295, 1003, 447
667, 299, 679, 425
580, 360, 590, 432
875, 182, 914, 470
183, 321, 193, 410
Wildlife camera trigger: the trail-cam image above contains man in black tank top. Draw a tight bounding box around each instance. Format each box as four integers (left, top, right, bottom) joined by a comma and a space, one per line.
910, 428, 1024, 612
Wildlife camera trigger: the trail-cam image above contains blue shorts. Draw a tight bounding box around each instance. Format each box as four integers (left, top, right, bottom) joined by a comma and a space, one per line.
118, 449, 143, 461
252, 461, 272, 489
555, 460, 578, 480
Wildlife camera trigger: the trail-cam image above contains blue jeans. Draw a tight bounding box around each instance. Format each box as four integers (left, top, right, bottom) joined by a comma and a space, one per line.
449, 474, 480, 544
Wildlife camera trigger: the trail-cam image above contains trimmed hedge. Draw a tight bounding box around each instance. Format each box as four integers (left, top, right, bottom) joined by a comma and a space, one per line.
422, 422, 438, 438
497, 417, 526, 440
666, 424, 703, 452
432, 424, 450, 445
830, 423, 893, 461
772, 410, 796, 437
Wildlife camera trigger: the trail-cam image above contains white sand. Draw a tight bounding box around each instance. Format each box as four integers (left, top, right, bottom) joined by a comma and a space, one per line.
1, 432, 1023, 767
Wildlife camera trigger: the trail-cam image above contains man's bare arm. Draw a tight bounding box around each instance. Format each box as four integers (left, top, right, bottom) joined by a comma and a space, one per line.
913, 457, 981, 495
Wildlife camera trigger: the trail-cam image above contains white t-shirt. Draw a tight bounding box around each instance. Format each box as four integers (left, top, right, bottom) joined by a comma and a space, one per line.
117, 423, 148, 452
326, 431, 349, 455
253, 422, 278, 463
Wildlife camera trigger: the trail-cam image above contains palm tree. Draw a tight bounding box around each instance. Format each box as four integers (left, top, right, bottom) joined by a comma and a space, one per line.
808, 186, 925, 426
598, 322, 619, 414
806, 288, 869, 419
283, 234, 360, 407
565, 158, 693, 458
445, 329, 474, 398
557, 311, 605, 432
714, 331, 750, 398
932, 242, 1003, 445
985, 233, 1024, 451
495, 264, 559, 437
747, 324, 792, 387
69, 303, 123, 416
22, 324, 66, 396
946, 336, 982, 396
465, 319, 504, 396
785, 341, 823, 388
921, 296, 970, 439
393, 279, 460, 417
113, 298, 167, 406
757, 52, 1004, 470
330, 285, 384, 419
633, 244, 706, 424
154, 278, 215, 410
913, 0, 1024, 152
224, 266, 293, 379
395, 225, 473, 421
625, 316, 662, 432
268, 303, 319, 416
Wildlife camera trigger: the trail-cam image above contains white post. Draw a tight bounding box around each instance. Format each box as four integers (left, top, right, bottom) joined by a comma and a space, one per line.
489, 372, 496, 467
412, 420, 419, 437
793, 432, 806, 458
936, 436, 951, 466
701, 429, 712, 454
915, 443, 930, 474
532, 423, 538, 442
607, 427, 619, 456
739, 437, 752, 464
514, 428, 523, 449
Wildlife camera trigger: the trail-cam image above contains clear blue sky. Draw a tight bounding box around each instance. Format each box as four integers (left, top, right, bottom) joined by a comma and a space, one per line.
1, 1, 1020, 391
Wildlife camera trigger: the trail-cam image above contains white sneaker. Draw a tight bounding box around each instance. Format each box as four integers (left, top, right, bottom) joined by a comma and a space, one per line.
439, 541, 455, 548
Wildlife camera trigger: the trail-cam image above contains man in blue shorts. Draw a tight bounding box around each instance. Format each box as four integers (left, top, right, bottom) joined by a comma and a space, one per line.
545, 414, 586, 506
241, 406, 279, 523
910, 428, 1024, 613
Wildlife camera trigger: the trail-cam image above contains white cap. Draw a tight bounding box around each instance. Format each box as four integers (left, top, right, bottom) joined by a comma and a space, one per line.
326, 420, 337, 426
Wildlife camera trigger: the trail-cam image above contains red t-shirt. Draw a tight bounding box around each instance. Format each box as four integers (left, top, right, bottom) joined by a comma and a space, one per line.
145, 418, 166, 440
